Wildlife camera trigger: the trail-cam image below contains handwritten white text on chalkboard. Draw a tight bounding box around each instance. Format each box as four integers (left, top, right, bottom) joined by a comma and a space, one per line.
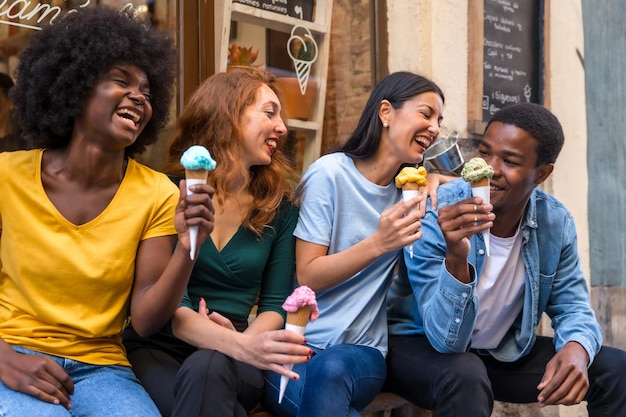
1, 0, 90, 31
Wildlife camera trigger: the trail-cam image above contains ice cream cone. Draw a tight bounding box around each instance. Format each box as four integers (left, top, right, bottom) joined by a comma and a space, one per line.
471, 177, 489, 188
185, 168, 209, 181
279, 321, 306, 404
461, 158, 494, 257
470, 179, 491, 256
279, 306, 312, 403
278, 286, 318, 403
395, 167, 427, 259
286, 305, 312, 327
180, 145, 216, 260
184, 170, 208, 261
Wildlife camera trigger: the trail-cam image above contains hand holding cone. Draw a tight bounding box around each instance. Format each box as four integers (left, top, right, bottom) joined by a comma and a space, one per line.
461, 158, 494, 255
279, 286, 319, 404
395, 166, 428, 258
180, 145, 217, 260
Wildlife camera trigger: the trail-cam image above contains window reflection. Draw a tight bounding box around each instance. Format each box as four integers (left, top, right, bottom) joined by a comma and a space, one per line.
0, 0, 177, 159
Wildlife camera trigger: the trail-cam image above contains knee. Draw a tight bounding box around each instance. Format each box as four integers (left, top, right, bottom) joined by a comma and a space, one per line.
436, 353, 490, 394
307, 353, 351, 382
591, 346, 626, 387
177, 349, 233, 386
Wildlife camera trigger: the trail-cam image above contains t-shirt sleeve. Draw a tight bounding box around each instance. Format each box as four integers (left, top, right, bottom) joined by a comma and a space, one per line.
293, 161, 336, 247
142, 174, 178, 240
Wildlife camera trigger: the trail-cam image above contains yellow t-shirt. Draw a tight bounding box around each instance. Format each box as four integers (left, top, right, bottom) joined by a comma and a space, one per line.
0, 150, 178, 366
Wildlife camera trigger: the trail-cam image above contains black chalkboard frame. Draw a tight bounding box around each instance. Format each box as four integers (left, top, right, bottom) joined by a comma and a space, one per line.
467, 0, 546, 134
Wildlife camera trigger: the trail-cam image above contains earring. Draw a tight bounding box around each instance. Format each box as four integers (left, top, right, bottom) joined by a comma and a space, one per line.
383, 122, 389, 128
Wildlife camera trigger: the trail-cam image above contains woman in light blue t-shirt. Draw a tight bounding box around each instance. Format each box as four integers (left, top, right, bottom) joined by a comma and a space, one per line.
263, 72, 445, 417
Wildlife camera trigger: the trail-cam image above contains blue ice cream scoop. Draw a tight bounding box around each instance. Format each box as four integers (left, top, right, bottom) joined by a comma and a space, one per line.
180, 145, 216, 171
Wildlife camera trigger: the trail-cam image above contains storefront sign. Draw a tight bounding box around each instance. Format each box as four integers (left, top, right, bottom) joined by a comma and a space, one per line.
0, 0, 91, 30
233, 0, 314, 22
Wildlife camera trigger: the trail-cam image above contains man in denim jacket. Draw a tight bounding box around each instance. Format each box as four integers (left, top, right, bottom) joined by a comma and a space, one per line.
386, 103, 626, 417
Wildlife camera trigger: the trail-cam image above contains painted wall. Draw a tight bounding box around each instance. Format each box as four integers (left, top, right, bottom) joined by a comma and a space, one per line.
385, 1, 589, 416
386, 1, 589, 277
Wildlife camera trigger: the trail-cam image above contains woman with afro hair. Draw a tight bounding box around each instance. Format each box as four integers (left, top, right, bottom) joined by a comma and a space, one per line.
0, 6, 215, 416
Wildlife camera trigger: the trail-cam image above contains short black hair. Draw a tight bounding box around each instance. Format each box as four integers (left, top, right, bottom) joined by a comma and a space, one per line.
10, 6, 176, 158
485, 103, 564, 166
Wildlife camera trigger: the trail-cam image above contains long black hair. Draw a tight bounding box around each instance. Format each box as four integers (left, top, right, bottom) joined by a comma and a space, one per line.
341, 71, 445, 159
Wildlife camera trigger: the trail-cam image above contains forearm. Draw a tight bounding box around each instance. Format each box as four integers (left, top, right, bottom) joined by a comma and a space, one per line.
172, 306, 244, 357
131, 243, 195, 336
296, 236, 385, 292
245, 311, 284, 335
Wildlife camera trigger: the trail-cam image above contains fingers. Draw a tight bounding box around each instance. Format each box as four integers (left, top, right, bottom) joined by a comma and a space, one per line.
374, 197, 425, 253
6, 355, 74, 409
198, 297, 209, 317
208, 311, 237, 331
176, 181, 215, 246
416, 188, 429, 217
439, 197, 493, 234
537, 345, 590, 407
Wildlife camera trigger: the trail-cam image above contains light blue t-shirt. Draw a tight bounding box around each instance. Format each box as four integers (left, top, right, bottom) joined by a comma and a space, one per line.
294, 152, 401, 356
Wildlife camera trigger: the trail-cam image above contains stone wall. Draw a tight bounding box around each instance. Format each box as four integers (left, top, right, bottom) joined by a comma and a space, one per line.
322, 0, 375, 155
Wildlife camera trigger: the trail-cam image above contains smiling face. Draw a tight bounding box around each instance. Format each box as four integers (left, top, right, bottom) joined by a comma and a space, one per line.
477, 121, 553, 232
240, 84, 287, 169
75, 64, 152, 150
382, 91, 443, 166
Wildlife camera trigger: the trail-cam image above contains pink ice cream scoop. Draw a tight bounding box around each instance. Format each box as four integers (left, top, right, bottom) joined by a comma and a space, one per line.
282, 285, 319, 322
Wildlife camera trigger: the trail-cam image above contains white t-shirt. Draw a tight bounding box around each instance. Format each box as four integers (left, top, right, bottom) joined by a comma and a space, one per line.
470, 226, 525, 350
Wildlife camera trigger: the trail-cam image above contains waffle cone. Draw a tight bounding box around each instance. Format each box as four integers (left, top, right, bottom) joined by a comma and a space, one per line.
286, 306, 311, 327
471, 177, 489, 187
185, 169, 209, 181
402, 182, 421, 191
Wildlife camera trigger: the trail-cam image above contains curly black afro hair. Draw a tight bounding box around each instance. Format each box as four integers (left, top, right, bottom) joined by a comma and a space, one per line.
10, 5, 176, 158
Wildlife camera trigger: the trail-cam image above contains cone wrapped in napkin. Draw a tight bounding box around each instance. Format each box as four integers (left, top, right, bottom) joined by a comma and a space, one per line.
279, 286, 319, 404
395, 166, 428, 258
180, 145, 217, 260
461, 157, 494, 255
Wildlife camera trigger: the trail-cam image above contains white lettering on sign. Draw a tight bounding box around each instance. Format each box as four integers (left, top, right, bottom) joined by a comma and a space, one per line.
0, 0, 91, 31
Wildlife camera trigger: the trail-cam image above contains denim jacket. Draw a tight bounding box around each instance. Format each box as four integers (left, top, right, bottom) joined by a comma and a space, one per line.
387, 179, 603, 364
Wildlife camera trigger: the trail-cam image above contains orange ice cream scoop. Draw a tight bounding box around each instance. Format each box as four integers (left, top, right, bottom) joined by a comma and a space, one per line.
395, 166, 428, 190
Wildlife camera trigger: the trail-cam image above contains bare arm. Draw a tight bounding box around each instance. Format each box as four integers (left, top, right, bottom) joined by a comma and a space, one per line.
172, 307, 311, 378
296, 196, 424, 292
130, 180, 215, 336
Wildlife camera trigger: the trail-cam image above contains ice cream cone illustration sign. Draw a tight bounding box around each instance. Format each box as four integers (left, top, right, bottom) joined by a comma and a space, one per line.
286, 25, 318, 95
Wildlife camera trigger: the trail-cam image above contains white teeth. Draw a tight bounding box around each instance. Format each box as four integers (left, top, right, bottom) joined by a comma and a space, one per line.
117, 108, 141, 124
415, 137, 430, 147
267, 139, 277, 149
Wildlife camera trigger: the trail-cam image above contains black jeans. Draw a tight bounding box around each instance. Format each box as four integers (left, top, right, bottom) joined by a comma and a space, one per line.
123, 326, 263, 417
385, 335, 626, 417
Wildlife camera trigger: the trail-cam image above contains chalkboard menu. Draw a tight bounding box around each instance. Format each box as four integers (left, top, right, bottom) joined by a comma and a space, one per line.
233, 0, 314, 21
482, 0, 540, 121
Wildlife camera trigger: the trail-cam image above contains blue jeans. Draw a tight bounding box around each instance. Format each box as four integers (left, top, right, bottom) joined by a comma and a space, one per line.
0, 346, 160, 417
262, 344, 386, 417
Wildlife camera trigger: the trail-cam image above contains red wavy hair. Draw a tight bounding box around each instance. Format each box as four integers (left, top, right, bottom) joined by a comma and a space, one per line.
165, 67, 299, 235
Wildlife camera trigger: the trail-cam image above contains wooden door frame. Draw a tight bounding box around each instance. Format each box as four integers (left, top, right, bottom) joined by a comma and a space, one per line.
178, 0, 215, 111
